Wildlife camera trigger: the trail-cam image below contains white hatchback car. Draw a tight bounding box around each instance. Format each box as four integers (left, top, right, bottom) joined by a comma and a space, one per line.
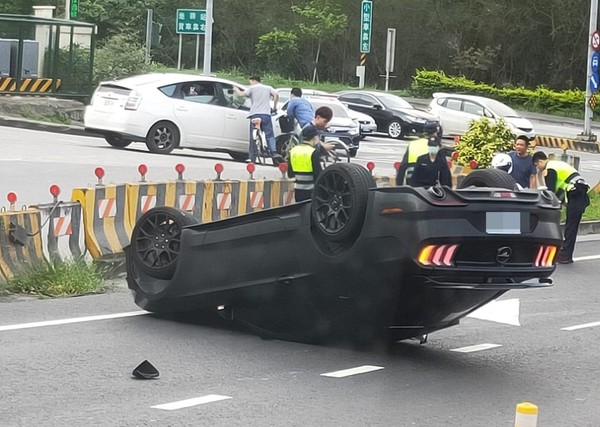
84, 73, 258, 161
428, 92, 535, 139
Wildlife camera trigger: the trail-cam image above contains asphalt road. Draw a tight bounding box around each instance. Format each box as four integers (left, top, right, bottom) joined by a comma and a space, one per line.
1, 124, 600, 426
1, 237, 600, 426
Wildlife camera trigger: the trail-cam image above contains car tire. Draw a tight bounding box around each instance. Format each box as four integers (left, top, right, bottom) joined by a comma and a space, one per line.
458, 169, 517, 190
105, 135, 132, 148
130, 206, 199, 280
311, 163, 374, 243
229, 152, 248, 162
146, 121, 179, 154
387, 120, 404, 139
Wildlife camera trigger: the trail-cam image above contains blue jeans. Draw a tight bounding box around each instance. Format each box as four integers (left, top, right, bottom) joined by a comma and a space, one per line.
248, 113, 276, 159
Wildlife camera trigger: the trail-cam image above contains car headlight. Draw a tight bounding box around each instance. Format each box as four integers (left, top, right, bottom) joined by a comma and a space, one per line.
406, 116, 426, 124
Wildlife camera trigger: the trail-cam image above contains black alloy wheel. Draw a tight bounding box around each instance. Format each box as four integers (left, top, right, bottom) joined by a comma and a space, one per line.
105, 135, 132, 148
146, 121, 180, 154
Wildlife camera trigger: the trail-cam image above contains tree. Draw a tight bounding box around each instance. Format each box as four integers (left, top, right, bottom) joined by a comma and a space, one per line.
256, 29, 299, 77
291, 0, 347, 84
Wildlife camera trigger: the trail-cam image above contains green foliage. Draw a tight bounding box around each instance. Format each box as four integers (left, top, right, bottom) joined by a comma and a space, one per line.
48, 44, 94, 94
411, 70, 585, 116
455, 118, 514, 168
2, 260, 106, 297
255, 29, 298, 77
93, 33, 149, 83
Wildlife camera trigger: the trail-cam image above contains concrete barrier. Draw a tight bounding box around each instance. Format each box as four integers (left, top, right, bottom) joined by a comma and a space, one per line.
534, 135, 600, 153
0, 208, 46, 279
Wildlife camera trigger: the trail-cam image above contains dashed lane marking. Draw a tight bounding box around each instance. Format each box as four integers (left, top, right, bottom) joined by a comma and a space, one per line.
0, 311, 149, 332
151, 395, 232, 410
561, 321, 600, 331
450, 343, 502, 353
320, 365, 384, 378
573, 254, 600, 262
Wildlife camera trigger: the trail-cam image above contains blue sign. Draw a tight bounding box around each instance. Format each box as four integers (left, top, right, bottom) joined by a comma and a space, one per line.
593, 52, 600, 73
590, 72, 599, 93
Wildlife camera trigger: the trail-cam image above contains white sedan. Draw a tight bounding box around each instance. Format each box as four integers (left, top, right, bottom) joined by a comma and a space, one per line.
428, 92, 535, 139
84, 73, 256, 161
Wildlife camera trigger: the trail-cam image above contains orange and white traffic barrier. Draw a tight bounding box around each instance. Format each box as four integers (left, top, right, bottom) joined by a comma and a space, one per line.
30, 185, 87, 263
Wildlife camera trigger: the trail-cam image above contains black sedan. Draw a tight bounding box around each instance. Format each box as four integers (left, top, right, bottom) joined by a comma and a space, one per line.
337, 90, 440, 139
126, 164, 563, 345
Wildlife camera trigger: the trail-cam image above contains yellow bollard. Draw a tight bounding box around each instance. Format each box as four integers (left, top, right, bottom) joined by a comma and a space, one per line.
514, 402, 538, 427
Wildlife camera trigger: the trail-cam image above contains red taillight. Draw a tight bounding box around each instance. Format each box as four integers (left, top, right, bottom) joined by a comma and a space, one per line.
535, 245, 557, 267
417, 244, 459, 267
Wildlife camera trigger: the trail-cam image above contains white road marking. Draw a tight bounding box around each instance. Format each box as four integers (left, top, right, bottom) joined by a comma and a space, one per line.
320, 365, 384, 378
561, 321, 600, 331
573, 254, 600, 262
467, 298, 521, 326
151, 395, 232, 410
450, 343, 502, 353
0, 311, 149, 332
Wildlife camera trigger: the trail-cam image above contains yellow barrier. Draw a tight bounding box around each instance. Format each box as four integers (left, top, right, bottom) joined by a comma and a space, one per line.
0, 77, 62, 93
71, 184, 132, 260
534, 135, 600, 153
0, 209, 46, 279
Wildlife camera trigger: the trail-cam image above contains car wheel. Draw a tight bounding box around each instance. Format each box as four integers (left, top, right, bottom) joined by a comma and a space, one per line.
229, 152, 248, 162
131, 206, 199, 280
311, 163, 374, 243
387, 120, 404, 139
105, 135, 132, 148
458, 169, 517, 190
146, 121, 179, 154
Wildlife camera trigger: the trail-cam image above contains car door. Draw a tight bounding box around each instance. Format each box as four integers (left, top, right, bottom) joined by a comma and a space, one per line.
360, 94, 392, 127
460, 100, 486, 133
217, 82, 252, 152
171, 81, 225, 147
437, 98, 465, 135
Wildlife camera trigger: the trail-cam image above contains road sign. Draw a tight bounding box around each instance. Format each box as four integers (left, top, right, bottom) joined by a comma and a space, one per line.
590, 72, 600, 93
69, 0, 79, 19
592, 30, 600, 51
593, 52, 600, 73
360, 0, 373, 53
176, 9, 206, 34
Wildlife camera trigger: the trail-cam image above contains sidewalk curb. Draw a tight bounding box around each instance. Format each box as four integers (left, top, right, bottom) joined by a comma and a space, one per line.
0, 114, 90, 137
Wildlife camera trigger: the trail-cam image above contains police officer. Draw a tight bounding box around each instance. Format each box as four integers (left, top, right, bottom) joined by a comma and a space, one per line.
409, 135, 452, 187
288, 125, 324, 202
533, 151, 590, 264
396, 123, 441, 185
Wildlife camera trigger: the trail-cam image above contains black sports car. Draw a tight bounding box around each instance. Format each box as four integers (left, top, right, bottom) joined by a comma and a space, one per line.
126, 164, 563, 345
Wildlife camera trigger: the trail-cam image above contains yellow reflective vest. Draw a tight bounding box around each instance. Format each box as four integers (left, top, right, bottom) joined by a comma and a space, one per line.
290, 144, 316, 191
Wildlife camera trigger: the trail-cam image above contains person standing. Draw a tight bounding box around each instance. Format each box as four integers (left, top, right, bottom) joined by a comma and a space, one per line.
533, 151, 590, 264
286, 88, 315, 128
508, 136, 538, 188
409, 136, 452, 187
233, 75, 283, 165
396, 123, 440, 185
288, 125, 324, 202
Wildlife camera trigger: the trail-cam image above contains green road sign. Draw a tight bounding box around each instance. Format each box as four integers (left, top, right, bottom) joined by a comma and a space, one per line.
360, 0, 373, 53
69, 0, 79, 19
176, 9, 206, 34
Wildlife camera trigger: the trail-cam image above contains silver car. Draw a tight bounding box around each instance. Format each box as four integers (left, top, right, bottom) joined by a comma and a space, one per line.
428, 92, 535, 139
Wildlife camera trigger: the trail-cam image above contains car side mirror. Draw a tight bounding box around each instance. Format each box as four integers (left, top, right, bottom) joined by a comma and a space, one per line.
372, 104, 382, 110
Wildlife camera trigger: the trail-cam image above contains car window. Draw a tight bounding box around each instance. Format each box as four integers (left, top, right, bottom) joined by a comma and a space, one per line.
359, 94, 379, 107
462, 101, 484, 116
159, 84, 177, 97
218, 83, 250, 110
444, 98, 462, 111
178, 82, 219, 104
309, 100, 349, 118
340, 94, 366, 105
375, 94, 412, 109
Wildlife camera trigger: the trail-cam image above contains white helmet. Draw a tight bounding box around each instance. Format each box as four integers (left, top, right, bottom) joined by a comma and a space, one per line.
491, 153, 513, 174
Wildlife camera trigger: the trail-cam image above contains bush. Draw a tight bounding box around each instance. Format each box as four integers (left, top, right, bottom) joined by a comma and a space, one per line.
455, 118, 514, 168
93, 33, 149, 83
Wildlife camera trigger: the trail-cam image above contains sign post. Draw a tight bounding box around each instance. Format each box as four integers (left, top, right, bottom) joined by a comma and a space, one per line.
357, 0, 373, 88
583, 0, 599, 139
384, 28, 396, 91
175, 9, 206, 70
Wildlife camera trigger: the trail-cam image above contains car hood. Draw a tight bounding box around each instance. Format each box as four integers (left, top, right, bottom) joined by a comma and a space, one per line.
392, 107, 437, 120
504, 116, 534, 129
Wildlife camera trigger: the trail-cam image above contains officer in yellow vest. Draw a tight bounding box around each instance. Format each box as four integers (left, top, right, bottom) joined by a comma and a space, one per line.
396, 123, 441, 185
533, 151, 590, 264
288, 125, 325, 202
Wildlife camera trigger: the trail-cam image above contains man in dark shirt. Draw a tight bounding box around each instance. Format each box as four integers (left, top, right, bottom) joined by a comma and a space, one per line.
409, 136, 452, 187
508, 136, 537, 188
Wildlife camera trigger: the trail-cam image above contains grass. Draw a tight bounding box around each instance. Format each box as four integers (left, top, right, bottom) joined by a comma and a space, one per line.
0, 260, 108, 298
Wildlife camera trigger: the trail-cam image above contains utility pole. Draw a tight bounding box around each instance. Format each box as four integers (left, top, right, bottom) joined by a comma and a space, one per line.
583, 0, 598, 138
145, 9, 152, 65
203, 0, 214, 75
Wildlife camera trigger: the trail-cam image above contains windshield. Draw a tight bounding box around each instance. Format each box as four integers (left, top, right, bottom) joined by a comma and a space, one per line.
377, 94, 413, 110
481, 98, 519, 117
309, 101, 350, 118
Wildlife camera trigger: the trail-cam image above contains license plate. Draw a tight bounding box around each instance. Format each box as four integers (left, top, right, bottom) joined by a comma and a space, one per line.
486, 212, 526, 234
104, 99, 114, 106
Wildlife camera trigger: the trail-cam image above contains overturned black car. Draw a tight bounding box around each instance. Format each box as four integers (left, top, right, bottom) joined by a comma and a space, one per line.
126, 164, 563, 344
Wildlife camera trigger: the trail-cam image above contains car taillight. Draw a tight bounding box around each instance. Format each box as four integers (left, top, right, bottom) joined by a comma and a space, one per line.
417, 244, 459, 267
534, 245, 558, 267
124, 90, 142, 110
